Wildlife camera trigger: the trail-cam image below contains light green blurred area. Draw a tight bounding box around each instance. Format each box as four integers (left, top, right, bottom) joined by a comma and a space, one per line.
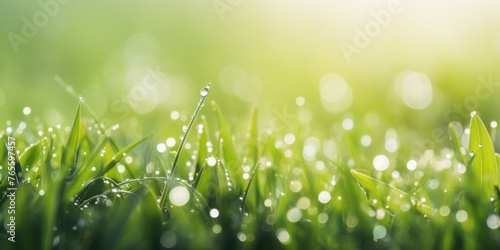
1, 0, 500, 137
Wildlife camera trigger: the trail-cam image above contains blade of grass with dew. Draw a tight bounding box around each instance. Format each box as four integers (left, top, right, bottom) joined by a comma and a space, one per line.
55, 75, 123, 158
100, 134, 153, 175
240, 161, 259, 213
409, 167, 432, 195
241, 106, 259, 212
351, 170, 436, 217
449, 123, 466, 165
59, 100, 82, 179
66, 136, 112, 198
19, 141, 42, 171
192, 116, 211, 190
195, 117, 208, 183
159, 83, 211, 213
76, 136, 111, 175
211, 100, 242, 188
192, 161, 206, 190
468, 113, 498, 200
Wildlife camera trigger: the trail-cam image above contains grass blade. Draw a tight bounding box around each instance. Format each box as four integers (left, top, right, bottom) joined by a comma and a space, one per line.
159, 83, 211, 211
351, 169, 435, 217
211, 100, 242, 188
468, 113, 498, 200
59, 100, 82, 178
101, 135, 153, 175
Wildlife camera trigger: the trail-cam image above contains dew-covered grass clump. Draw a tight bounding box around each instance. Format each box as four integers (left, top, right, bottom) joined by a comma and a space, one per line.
2, 85, 500, 250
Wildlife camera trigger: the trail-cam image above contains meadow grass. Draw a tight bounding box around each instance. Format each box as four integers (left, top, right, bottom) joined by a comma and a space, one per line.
1, 85, 500, 250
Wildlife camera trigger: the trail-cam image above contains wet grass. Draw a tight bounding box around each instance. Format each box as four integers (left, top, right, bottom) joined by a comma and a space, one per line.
1, 85, 500, 250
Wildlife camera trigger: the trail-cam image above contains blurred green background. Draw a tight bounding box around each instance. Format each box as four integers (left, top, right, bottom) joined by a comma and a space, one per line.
1, 0, 500, 138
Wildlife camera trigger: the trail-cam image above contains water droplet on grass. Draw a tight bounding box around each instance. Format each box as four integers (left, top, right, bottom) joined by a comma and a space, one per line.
200, 83, 211, 97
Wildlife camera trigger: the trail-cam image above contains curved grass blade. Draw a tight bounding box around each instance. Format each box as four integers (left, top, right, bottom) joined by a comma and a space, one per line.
192, 161, 206, 189
240, 161, 259, 213
159, 83, 211, 210
351, 170, 436, 217
468, 113, 498, 200
100, 134, 153, 175
19, 141, 42, 170
73, 176, 119, 206
240, 106, 259, 212
195, 117, 208, 180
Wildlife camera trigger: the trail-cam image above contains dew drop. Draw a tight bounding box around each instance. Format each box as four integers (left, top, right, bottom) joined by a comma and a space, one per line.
210, 208, 219, 218
200, 83, 211, 97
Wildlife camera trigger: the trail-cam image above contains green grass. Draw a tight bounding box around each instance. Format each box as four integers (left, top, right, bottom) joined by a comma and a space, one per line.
1, 86, 500, 250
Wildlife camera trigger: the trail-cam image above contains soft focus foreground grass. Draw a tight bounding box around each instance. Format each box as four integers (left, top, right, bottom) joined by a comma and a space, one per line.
1, 86, 500, 249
